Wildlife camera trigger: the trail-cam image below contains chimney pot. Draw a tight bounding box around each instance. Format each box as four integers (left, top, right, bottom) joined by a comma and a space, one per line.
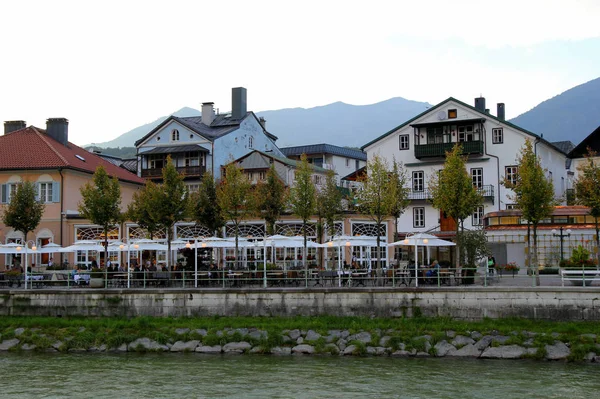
497, 103, 505, 121
202, 102, 215, 125
46, 118, 69, 146
259, 116, 266, 129
4, 120, 26, 135
232, 87, 247, 120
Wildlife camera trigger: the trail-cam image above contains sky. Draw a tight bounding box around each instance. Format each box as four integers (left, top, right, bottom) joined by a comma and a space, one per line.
1, 0, 599, 146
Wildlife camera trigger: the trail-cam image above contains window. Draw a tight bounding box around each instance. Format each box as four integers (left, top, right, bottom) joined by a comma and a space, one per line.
187, 184, 200, 193
8, 183, 18, 202
39, 182, 53, 203
399, 134, 410, 150
458, 125, 475, 142
412, 171, 424, 192
492, 128, 503, 144
472, 206, 484, 226
549, 171, 553, 181
171, 129, 179, 141
259, 171, 266, 181
505, 166, 518, 186
427, 126, 449, 144
184, 152, 200, 167
149, 154, 165, 170
249, 136, 254, 148
506, 204, 518, 210
471, 168, 483, 188
413, 207, 425, 228
346, 158, 350, 167
448, 109, 457, 119
314, 175, 322, 185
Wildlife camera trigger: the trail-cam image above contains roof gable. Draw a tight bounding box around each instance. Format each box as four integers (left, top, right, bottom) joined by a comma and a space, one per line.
361, 97, 568, 155
569, 125, 600, 158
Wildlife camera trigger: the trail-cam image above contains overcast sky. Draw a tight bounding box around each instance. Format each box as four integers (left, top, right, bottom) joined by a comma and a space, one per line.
1, 0, 599, 146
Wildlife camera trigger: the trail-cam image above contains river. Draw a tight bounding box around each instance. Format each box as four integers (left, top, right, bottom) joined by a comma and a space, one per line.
0, 353, 597, 398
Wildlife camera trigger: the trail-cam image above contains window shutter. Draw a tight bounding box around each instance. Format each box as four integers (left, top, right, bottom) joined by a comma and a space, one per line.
35, 183, 41, 202
1, 184, 6, 204
52, 182, 60, 203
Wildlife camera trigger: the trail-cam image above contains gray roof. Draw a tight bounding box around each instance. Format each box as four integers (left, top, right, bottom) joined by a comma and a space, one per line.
135, 112, 278, 147
550, 141, 575, 155
143, 144, 209, 154
121, 159, 137, 173
279, 144, 367, 161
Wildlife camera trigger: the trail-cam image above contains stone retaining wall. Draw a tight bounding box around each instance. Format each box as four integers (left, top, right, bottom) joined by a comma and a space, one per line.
1, 287, 599, 320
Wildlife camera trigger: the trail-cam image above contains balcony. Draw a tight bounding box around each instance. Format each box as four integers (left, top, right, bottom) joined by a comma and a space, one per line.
414, 140, 484, 159
408, 185, 494, 203
141, 165, 206, 179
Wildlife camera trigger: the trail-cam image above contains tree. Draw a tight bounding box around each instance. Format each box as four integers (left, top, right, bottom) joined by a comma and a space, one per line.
255, 165, 288, 236
387, 159, 410, 239
127, 180, 161, 239
289, 154, 316, 267
315, 169, 343, 242
574, 150, 600, 266
79, 166, 122, 272
189, 171, 225, 237
504, 139, 556, 285
1, 180, 45, 250
429, 144, 482, 271
152, 155, 188, 269
356, 155, 392, 281
217, 162, 254, 266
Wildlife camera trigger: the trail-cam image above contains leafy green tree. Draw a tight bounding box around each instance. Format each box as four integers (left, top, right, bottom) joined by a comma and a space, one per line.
574, 150, 600, 266
315, 169, 343, 242
127, 180, 161, 239
429, 144, 482, 271
79, 166, 122, 271
289, 154, 317, 265
217, 162, 254, 266
504, 140, 556, 285
1, 180, 45, 249
153, 155, 188, 269
388, 159, 410, 240
255, 165, 288, 236
356, 155, 392, 279
189, 171, 225, 237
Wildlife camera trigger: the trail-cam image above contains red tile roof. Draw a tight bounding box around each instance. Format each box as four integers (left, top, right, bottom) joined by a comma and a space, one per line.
0, 126, 144, 184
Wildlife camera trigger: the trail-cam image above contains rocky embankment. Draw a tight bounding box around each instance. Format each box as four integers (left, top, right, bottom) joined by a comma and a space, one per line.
1, 327, 599, 362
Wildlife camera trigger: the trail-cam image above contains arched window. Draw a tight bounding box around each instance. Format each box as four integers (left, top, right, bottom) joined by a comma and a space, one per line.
171, 129, 180, 141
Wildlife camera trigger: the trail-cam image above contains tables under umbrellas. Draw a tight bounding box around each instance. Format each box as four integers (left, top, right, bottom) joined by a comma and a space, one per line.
326, 236, 379, 287
193, 237, 252, 288
387, 233, 456, 287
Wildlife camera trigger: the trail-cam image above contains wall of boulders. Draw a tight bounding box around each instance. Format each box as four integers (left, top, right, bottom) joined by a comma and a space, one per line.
1, 326, 599, 363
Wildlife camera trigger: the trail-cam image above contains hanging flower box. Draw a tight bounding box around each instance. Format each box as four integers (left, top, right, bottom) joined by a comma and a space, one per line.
225, 256, 236, 261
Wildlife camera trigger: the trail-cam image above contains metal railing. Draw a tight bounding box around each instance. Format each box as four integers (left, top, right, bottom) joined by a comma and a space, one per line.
141, 165, 206, 178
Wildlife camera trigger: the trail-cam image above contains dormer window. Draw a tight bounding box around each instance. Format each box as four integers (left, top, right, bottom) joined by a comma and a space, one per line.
171, 129, 180, 141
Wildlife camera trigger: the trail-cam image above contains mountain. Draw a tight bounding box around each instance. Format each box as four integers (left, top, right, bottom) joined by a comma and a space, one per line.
86, 98, 431, 150
509, 77, 600, 144
256, 98, 431, 148
86, 107, 201, 148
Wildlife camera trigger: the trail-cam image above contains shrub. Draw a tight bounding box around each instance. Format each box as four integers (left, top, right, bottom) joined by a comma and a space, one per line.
539, 267, 559, 275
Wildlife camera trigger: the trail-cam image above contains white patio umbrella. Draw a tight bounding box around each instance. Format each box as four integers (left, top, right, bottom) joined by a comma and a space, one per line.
59, 240, 106, 252
37, 242, 64, 253
326, 236, 379, 287
387, 233, 456, 287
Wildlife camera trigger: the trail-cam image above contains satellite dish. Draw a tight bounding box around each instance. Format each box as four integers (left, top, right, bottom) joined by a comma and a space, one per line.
437, 111, 447, 120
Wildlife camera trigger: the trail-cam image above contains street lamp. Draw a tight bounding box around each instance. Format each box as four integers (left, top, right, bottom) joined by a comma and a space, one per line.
551, 227, 572, 261
16, 240, 37, 290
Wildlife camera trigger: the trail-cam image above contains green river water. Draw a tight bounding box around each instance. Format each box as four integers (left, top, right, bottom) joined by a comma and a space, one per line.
0, 353, 597, 398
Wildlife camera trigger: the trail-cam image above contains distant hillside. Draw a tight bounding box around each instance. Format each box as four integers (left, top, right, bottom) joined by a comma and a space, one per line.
510, 77, 600, 143
87, 98, 431, 150
256, 97, 431, 148
86, 107, 201, 148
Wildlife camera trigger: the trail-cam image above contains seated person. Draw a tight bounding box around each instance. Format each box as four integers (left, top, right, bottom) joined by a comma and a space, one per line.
425, 260, 440, 281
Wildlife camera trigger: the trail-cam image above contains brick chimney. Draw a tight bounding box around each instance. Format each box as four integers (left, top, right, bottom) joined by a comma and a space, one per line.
46, 118, 69, 146
232, 87, 247, 120
4, 120, 26, 134
202, 102, 215, 125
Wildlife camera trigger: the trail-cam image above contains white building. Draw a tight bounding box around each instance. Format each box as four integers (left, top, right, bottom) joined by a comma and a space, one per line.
134, 87, 284, 191
279, 144, 367, 186
362, 96, 570, 238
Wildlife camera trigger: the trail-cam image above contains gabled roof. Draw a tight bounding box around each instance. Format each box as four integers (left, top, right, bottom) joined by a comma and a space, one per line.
280, 143, 367, 161
341, 166, 366, 181
0, 126, 145, 185
233, 150, 329, 174
361, 97, 568, 155
135, 111, 278, 147
568, 125, 600, 158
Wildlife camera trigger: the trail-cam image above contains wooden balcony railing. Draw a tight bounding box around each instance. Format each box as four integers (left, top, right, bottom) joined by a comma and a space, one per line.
414, 140, 483, 159
141, 165, 206, 178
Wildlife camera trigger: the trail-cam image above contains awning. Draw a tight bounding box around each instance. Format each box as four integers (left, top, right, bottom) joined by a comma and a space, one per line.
143, 145, 209, 155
